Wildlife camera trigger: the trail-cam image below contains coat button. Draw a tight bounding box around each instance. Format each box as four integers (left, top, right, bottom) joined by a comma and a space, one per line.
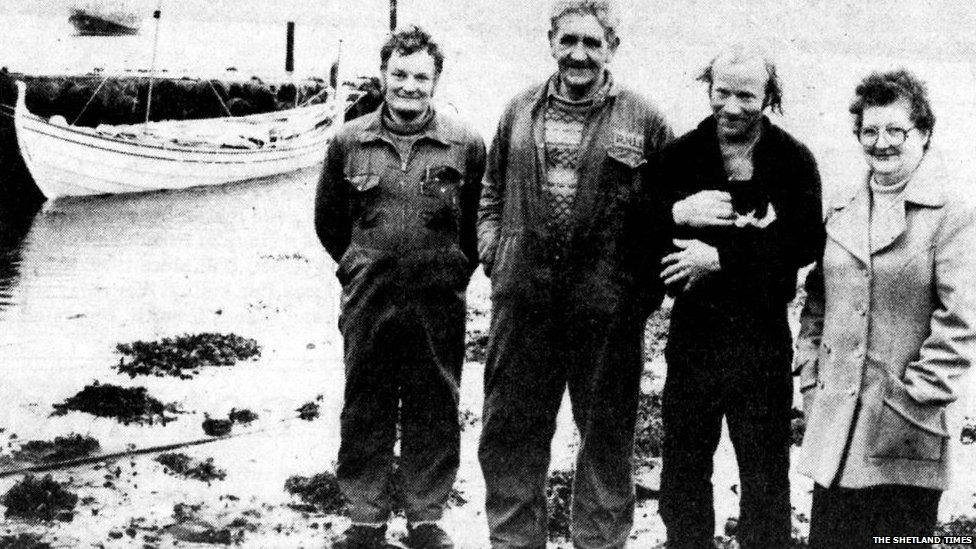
849, 388, 857, 396
857, 307, 866, 316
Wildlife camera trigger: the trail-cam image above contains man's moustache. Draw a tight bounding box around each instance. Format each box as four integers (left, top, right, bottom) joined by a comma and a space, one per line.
560, 60, 598, 70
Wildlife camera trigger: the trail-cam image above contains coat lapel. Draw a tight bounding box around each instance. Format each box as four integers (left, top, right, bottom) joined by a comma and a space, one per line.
869, 195, 906, 255
826, 178, 870, 265
871, 152, 946, 256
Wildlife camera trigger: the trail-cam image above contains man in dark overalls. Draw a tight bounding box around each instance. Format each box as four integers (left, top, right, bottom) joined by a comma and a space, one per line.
476, 2, 673, 547
656, 45, 824, 549
315, 26, 485, 549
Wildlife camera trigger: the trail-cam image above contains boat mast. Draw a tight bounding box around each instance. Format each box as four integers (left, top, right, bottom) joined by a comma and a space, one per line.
335, 39, 345, 125
145, 0, 164, 124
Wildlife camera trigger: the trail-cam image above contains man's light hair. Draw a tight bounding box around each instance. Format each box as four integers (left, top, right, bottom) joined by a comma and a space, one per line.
549, 0, 620, 43
697, 43, 783, 114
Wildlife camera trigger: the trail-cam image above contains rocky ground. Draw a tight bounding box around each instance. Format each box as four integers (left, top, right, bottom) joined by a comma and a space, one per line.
1, 273, 973, 548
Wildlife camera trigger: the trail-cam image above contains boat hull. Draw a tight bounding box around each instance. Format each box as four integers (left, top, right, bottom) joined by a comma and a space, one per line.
13, 82, 336, 200
69, 10, 140, 36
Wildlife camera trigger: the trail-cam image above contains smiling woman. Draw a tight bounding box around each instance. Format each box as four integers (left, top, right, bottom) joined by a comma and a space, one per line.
849, 71, 935, 188
795, 69, 976, 549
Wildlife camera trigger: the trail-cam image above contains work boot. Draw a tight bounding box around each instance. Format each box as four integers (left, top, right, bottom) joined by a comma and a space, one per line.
404, 523, 454, 549
332, 524, 387, 549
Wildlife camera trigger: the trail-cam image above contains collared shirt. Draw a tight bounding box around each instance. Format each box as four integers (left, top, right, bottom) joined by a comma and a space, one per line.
314, 104, 486, 271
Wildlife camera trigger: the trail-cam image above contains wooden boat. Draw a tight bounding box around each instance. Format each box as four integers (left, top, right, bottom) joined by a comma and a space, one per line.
69, 3, 142, 36
14, 81, 345, 200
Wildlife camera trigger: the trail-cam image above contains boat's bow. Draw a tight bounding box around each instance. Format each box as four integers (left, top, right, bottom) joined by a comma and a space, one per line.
13, 81, 26, 115
13, 80, 340, 200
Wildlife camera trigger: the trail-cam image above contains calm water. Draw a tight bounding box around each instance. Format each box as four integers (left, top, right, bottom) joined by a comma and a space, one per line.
0, 169, 353, 446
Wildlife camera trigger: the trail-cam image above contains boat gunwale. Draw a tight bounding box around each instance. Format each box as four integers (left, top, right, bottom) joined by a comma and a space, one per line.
19, 122, 328, 166
18, 112, 333, 159
13, 79, 338, 155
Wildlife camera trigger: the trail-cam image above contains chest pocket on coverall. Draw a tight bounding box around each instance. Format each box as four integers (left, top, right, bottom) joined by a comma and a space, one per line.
348, 173, 381, 228
421, 165, 463, 230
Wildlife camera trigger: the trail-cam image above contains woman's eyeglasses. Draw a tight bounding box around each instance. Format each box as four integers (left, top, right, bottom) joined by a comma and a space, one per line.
856, 126, 917, 147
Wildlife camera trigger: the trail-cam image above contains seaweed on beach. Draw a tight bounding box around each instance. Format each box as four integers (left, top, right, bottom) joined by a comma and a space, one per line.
2, 474, 78, 521
284, 459, 466, 517
635, 390, 665, 461
935, 515, 976, 547
115, 333, 261, 379
228, 408, 258, 425
719, 508, 813, 548
11, 434, 100, 464
643, 306, 671, 363
155, 453, 227, 483
296, 400, 321, 421
465, 329, 489, 363
458, 408, 480, 430
0, 533, 52, 549
447, 487, 468, 508
202, 416, 233, 437
51, 382, 179, 425
547, 469, 574, 541
198, 407, 257, 438
790, 408, 806, 447
284, 470, 346, 514
165, 502, 237, 545
961, 419, 975, 445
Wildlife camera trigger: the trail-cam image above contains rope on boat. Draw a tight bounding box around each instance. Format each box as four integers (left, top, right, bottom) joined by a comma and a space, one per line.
300, 87, 329, 108
207, 79, 234, 117
144, 0, 165, 124
71, 74, 112, 126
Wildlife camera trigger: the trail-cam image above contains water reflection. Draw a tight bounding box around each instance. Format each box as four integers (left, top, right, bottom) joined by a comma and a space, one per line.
0, 169, 336, 343
0, 206, 39, 312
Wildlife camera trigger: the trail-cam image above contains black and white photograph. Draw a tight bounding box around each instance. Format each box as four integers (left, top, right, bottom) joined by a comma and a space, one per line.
0, 1, 974, 547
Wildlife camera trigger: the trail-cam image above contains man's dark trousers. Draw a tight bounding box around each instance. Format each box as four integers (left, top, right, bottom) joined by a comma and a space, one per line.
479, 290, 645, 549
655, 115, 823, 549
337, 268, 465, 523
659, 303, 793, 549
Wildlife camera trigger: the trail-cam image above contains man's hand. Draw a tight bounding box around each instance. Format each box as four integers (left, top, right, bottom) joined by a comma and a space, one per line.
661, 239, 721, 291
672, 191, 735, 228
